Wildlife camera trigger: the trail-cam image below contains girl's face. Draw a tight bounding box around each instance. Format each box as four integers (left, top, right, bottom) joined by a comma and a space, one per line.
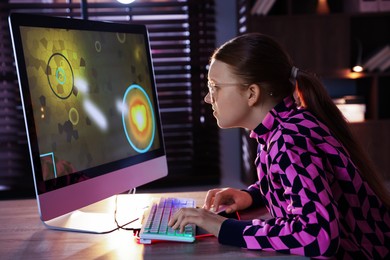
205, 59, 251, 129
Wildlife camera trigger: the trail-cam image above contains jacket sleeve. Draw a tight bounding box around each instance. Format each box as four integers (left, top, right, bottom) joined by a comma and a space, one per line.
218, 134, 340, 258
242, 184, 265, 210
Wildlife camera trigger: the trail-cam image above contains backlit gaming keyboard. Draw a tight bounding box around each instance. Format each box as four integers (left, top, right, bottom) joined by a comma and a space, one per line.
139, 197, 196, 244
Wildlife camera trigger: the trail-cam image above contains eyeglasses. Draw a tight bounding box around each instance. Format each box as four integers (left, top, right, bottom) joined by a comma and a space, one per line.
206, 81, 248, 100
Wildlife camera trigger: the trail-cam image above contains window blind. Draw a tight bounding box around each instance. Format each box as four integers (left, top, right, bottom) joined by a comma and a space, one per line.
0, 0, 219, 198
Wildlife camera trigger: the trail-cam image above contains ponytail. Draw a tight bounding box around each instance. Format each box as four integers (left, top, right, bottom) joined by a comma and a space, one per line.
296, 70, 390, 208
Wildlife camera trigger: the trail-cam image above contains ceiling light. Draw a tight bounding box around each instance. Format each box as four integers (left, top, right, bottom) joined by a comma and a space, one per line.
117, 0, 135, 4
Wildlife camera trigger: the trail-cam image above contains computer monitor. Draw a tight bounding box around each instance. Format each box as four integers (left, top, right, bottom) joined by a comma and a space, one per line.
9, 13, 168, 233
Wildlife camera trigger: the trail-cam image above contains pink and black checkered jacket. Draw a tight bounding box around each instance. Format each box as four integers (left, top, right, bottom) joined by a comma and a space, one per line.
218, 96, 390, 259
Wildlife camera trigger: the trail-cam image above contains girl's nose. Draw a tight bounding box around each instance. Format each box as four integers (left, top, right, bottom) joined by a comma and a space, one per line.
204, 92, 212, 104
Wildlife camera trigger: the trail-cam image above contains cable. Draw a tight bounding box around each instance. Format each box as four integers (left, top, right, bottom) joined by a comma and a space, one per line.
97, 217, 139, 235
113, 193, 141, 235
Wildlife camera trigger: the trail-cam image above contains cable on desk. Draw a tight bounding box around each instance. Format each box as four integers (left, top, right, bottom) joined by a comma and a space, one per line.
113, 192, 141, 235
89, 192, 141, 234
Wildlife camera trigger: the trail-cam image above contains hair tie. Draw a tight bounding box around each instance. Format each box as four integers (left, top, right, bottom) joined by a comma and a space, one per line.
289, 66, 299, 85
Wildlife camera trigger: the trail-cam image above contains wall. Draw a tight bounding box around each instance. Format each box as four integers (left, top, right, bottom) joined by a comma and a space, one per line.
215, 0, 246, 189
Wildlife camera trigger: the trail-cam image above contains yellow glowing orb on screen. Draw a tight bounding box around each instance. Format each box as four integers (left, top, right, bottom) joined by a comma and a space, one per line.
122, 84, 155, 153
131, 104, 147, 132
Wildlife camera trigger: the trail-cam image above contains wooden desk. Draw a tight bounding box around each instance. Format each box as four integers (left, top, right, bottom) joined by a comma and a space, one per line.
0, 191, 307, 259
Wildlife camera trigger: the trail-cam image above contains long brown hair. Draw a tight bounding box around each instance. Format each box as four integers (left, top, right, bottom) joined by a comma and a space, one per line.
212, 33, 390, 208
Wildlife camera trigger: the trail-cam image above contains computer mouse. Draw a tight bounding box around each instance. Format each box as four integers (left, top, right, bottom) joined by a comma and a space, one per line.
212, 205, 240, 219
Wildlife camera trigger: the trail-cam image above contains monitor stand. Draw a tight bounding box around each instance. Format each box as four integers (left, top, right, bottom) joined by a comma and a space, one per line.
42, 194, 149, 234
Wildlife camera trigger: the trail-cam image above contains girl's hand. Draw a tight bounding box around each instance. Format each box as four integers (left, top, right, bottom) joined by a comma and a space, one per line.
203, 187, 253, 214
168, 207, 226, 237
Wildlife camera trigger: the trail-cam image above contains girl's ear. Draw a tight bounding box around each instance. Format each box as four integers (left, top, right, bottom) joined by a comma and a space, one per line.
247, 83, 261, 106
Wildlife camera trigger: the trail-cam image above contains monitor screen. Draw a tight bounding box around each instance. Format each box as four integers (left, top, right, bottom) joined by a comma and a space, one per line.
9, 13, 168, 232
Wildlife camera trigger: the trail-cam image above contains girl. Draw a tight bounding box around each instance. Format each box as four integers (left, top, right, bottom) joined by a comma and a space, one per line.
168, 33, 390, 259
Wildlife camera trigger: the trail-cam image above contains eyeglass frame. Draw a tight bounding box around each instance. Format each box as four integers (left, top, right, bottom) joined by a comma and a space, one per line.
206, 81, 249, 100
